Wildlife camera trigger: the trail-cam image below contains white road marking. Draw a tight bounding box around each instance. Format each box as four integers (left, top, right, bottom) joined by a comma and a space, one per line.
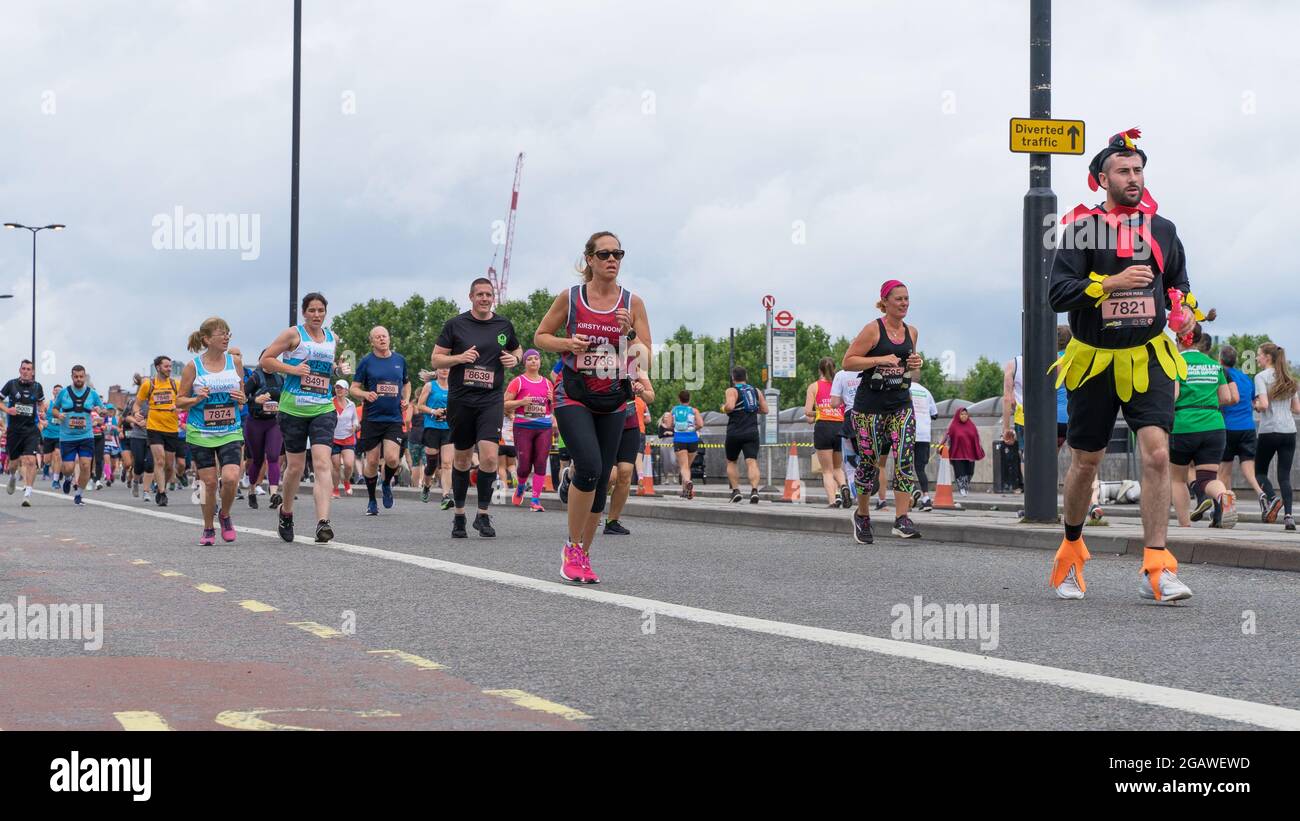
30, 489, 1300, 731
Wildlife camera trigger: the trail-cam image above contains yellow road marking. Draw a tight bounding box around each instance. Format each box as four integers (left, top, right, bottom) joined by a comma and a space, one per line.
114, 711, 173, 731
158, 570, 186, 578
482, 689, 592, 721
214, 708, 399, 731
288, 621, 343, 639
193, 583, 226, 593
239, 600, 278, 612
60, 538, 74, 542
367, 649, 446, 670
131, 559, 151, 565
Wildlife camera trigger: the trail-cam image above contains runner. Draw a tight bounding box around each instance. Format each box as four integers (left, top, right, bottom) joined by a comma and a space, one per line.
1169, 320, 1236, 529
1, 359, 45, 507
415, 368, 453, 507
430, 278, 522, 538
721, 365, 766, 504
122, 377, 155, 501
670, 391, 703, 499
1253, 342, 1299, 530
90, 405, 107, 489
331, 380, 358, 499
551, 360, 574, 501
504, 351, 556, 512
1049, 128, 1205, 601
51, 366, 109, 506
351, 325, 410, 517
259, 292, 342, 543
104, 409, 122, 486
604, 361, 654, 532
133, 356, 181, 506
829, 367, 863, 505
39, 383, 62, 487
804, 357, 849, 508
1215, 345, 1267, 512
909, 380, 939, 511
534, 230, 651, 582
243, 349, 286, 510
1, 361, 46, 506
176, 317, 246, 545
842, 279, 924, 542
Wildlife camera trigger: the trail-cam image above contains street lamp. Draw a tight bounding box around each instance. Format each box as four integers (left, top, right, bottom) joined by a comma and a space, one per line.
4, 222, 66, 367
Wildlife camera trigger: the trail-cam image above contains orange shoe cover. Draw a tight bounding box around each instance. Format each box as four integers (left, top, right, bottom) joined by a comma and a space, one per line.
1050, 537, 1091, 592
1141, 547, 1179, 601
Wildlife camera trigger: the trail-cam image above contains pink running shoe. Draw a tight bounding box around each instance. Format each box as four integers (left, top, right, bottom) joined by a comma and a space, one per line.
580, 548, 600, 584
219, 513, 236, 543
530, 499, 544, 512
513, 484, 526, 506
199, 528, 216, 546
561, 542, 586, 583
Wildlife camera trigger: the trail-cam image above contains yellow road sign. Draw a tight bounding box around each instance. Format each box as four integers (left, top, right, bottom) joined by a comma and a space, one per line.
1009, 118, 1085, 155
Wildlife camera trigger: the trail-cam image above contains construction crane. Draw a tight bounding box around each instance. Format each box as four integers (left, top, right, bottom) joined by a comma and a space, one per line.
486, 152, 524, 306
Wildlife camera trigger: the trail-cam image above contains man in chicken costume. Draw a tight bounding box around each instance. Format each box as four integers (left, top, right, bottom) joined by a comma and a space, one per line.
1048, 128, 1207, 603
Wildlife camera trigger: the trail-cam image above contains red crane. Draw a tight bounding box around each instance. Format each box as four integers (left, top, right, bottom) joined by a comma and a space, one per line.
487, 152, 524, 306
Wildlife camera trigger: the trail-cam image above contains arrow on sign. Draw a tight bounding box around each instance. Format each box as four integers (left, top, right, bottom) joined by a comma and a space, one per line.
1067, 125, 1079, 150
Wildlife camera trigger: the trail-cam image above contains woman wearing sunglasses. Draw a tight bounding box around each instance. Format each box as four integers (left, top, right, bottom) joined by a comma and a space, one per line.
535, 232, 651, 584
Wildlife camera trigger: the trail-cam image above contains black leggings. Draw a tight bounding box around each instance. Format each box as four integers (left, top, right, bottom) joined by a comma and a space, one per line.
129, 437, 154, 476
1255, 432, 1296, 515
554, 404, 624, 514
914, 442, 931, 493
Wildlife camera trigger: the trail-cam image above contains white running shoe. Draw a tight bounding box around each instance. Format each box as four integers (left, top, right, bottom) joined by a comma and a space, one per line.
1139, 570, 1192, 603
6, 473, 15, 495
1054, 566, 1085, 600
254, 484, 267, 496
240, 475, 251, 489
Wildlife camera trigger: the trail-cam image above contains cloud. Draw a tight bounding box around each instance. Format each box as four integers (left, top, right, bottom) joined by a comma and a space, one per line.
0, 0, 1296, 392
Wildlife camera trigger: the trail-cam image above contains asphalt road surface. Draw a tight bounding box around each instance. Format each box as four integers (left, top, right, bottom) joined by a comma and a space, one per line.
2, 481, 1297, 731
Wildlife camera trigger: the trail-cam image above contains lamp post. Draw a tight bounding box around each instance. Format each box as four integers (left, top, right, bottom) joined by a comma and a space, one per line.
3, 223, 66, 367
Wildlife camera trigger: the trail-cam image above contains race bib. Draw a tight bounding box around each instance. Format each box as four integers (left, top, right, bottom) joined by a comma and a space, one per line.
464, 367, 495, 389
14, 404, 34, 417
152, 390, 174, 406
524, 397, 548, 418
576, 351, 619, 375
502, 418, 515, 446
263, 401, 279, 414
1101, 289, 1157, 328
67, 416, 87, 431
375, 381, 400, 397
300, 373, 330, 396
203, 403, 237, 427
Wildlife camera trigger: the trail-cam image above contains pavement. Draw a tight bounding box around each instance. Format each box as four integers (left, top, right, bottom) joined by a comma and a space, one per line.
1, 478, 1298, 731
635, 484, 1300, 573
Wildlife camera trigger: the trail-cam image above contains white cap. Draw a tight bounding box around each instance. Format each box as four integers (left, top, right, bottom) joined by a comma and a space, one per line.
335, 379, 349, 389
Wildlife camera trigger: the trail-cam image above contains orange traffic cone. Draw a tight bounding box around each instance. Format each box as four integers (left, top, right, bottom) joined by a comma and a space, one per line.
782, 444, 803, 503
544, 473, 554, 492
932, 450, 963, 511
638, 443, 656, 496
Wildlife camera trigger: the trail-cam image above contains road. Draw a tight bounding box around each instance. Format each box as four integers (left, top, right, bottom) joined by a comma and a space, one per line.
2, 482, 1297, 731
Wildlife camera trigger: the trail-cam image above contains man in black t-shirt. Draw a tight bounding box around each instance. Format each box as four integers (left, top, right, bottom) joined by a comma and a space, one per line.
431, 278, 522, 538
2, 359, 47, 506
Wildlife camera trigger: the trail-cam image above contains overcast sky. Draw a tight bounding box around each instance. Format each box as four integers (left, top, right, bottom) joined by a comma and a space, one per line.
2, 0, 1296, 390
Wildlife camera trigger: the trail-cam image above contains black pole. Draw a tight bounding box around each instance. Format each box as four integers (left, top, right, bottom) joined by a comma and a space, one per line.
30, 229, 37, 366
1022, 0, 1058, 522
289, 0, 302, 327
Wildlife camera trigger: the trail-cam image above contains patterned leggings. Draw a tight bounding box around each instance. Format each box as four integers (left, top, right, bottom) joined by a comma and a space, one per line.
850, 406, 917, 496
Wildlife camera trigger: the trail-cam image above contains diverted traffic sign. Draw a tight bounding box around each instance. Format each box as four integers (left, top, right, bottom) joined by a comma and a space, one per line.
762, 294, 775, 310
1009, 117, 1085, 155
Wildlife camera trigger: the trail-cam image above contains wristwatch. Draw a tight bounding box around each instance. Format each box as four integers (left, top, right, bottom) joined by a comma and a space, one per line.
625, 328, 637, 341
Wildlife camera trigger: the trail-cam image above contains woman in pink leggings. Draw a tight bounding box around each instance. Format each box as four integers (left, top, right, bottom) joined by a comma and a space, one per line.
505, 350, 555, 511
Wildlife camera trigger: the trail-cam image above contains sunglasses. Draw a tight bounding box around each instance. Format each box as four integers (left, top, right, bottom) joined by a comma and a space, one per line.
592, 249, 625, 261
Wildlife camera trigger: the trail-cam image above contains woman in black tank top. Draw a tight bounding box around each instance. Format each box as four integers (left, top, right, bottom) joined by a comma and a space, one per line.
840, 280, 925, 542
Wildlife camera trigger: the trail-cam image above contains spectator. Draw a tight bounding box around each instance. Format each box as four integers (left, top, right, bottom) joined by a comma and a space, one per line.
940, 407, 985, 496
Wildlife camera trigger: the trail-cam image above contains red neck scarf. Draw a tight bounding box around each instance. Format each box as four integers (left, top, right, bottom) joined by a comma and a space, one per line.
1061, 191, 1164, 272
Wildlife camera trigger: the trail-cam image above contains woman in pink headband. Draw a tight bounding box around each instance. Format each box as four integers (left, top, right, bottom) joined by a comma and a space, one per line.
839, 279, 925, 544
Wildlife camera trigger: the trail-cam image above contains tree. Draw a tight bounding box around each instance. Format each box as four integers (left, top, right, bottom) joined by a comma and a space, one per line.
1223, 333, 1271, 375
914, 350, 959, 402
330, 294, 460, 380
961, 356, 1005, 402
